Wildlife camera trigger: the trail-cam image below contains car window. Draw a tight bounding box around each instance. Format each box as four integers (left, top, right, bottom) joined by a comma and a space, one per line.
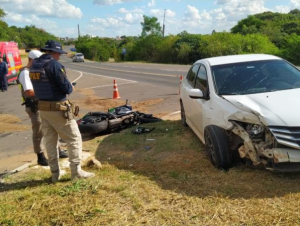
186, 64, 199, 87
3, 53, 7, 63
212, 59, 300, 95
195, 65, 208, 93
76, 53, 83, 57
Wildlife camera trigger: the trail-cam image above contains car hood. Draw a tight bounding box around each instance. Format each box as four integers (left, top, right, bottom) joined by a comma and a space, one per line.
223, 89, 300, 126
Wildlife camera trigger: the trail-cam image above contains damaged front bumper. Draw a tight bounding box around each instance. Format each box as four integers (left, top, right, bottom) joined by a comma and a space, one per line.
262, 148, 300, 172
231, 122, 300, 172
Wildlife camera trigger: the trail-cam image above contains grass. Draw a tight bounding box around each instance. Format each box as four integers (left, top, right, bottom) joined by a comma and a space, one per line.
1, 120, 300, 225
0, 114, 30, 133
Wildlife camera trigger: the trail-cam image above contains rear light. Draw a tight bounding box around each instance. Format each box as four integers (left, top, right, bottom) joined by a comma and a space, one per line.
76, 119, 82, 125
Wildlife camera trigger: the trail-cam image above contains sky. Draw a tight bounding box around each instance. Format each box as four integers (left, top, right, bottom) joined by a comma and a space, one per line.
0, 0, 299, 38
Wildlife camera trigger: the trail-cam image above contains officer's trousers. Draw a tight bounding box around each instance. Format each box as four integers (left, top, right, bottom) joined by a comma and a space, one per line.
39, 111, 82, 174
0, 74, 8, 91
25, 107, 43, 155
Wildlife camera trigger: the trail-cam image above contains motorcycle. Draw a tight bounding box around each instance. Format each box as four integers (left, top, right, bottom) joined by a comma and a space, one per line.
77, 103, 161, 135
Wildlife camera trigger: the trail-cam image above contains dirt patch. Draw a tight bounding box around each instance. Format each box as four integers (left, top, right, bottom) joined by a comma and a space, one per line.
75, 88, 166, 117
67, 53, 74, 58
0, 114, 30, 133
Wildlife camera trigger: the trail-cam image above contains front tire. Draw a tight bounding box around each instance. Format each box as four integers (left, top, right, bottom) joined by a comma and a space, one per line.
180, 101, 188, 127
204, 125, 232, 170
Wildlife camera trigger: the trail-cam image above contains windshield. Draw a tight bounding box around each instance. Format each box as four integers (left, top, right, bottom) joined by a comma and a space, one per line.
76, 53, 83, 57
211, 59, 300, 95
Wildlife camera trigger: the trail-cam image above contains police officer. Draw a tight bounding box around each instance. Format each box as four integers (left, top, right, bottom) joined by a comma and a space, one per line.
18, 50, 69, 167
18, 50, 48, 166
30, 40, 94, 182
0, 56, 8, 92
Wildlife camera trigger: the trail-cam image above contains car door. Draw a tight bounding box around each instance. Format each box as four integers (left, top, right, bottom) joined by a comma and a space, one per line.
189, 64, 210, 138
181, 64, 200, 122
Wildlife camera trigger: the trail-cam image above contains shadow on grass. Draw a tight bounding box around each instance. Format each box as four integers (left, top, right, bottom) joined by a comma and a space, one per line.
0, 178, 70, 193
95, 120, 300, 200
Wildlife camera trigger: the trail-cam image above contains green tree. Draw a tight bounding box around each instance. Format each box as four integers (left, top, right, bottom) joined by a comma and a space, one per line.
141, 15, 162, 37
75, 36, 110, 62
282, 21, 300, 35
231, 15, 264, 34
173, 31, 204, 63
289, 9, 300, 16
153, 35, 179, 63
20, 25, 57, 48
0, 7, 8, 40
198, 32, 278, 58
280, 33, 300, 64
0, 7, 6, 18
131, 35, 163, 61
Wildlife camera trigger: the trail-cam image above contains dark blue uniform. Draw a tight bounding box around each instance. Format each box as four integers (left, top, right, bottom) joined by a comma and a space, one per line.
30, 54, 72, 101
0, 61, 8, 91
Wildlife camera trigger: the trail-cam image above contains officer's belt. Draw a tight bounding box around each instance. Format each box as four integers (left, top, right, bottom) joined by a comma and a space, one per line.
38, 100, 69, 111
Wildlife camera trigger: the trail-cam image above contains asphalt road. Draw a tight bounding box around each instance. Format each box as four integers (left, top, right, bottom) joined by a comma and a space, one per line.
0, 54, 191, 176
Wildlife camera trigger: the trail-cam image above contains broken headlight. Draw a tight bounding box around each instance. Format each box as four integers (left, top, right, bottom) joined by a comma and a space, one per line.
245, 124, 265, 137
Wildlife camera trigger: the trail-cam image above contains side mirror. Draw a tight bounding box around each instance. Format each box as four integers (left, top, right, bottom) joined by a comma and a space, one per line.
188, 88, 204, 99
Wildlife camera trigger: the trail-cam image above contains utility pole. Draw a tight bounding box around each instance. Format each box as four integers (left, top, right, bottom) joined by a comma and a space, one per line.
78, 24, 81, 38
162, 9, 166, 38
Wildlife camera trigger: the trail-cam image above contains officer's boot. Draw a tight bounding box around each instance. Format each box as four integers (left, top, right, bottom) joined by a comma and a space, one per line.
70, 163, 95, 180
37, 153, 49, 166
58, 147, 68, 158
48, 157, 61, 183
51, 169, 61, 183
49, 162, 61, 183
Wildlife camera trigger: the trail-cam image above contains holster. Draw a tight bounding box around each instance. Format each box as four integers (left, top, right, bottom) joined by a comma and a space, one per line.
62, 101, 80, 120
22, 97, 38, 113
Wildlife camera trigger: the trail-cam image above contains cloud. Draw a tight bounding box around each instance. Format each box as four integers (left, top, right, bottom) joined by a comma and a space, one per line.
214, 0, 269, 21
148, 0, 155, 7
150, 9, 176, 17
91, 17, 124, 28
5, 12, 57, 29
93, 0, 137, 6
91, 12, 143, 28
86, 19, 141, 37
4, 12, 60, 36
178, 0, 272, 35
124, 13, 143, 23
275, 0, 300, 13
0, 0, 82, 18
117, 7, 144, 13
183, 5, 211, 23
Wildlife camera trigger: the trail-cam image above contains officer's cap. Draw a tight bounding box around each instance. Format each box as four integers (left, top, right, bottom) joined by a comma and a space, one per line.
41, 40, 66, 54
28, 50, 43, 59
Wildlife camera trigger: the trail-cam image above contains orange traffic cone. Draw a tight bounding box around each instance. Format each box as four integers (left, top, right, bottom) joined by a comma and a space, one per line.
178, 75, 183, 95
113, 79, 121, 99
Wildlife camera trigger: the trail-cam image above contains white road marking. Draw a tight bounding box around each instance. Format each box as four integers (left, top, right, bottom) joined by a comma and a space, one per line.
70, 70, 83, 83
69, 62, 178, 77
67, 69, 137, 90
68, 69, 136, 83
86, 81, 137, 89
82, 71, 137, 82
167, 111, 181, 116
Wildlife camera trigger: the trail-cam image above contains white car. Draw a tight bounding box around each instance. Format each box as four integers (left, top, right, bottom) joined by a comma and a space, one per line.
73, 53, 84, 62
180, 54, 300, 172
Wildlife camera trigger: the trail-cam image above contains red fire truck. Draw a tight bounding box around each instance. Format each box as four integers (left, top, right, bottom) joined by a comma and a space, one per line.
0, 41, 23, 83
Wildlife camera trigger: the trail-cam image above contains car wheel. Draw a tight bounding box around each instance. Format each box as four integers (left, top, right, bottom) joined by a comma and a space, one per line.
180, 101, 188, 127
204, 125, 232, 170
